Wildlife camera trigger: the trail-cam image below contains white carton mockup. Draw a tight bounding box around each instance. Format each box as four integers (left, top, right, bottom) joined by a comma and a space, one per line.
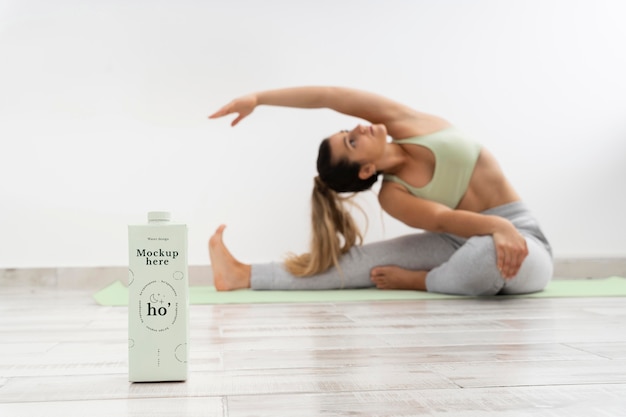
128, 211, 188, 382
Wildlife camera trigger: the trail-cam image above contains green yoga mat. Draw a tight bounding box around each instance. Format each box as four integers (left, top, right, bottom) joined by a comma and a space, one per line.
93, 277, 626, 306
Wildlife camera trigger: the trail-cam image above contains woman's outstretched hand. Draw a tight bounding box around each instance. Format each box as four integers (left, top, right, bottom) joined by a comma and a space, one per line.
209, 94, 257, 126
492, 222, 529, 279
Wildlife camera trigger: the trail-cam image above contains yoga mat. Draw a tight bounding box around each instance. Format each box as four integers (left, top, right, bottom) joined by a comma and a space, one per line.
93, 277, 626, 306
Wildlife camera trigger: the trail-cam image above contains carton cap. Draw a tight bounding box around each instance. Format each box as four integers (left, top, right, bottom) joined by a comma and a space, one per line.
148, 211, 171, 222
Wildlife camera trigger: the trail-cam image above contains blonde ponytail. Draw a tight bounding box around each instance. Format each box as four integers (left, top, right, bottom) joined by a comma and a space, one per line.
285, 176, 364, 277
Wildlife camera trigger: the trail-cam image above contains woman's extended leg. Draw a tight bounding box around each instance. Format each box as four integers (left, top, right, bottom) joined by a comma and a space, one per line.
208, 225, 458, 291
208, 225, 251, 290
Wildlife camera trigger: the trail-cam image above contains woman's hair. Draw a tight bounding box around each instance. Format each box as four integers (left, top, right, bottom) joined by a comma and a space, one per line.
284, 138, 380, 277
316, 138, 379, 192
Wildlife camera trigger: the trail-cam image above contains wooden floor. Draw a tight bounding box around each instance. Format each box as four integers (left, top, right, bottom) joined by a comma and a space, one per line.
1, 286, 626, 416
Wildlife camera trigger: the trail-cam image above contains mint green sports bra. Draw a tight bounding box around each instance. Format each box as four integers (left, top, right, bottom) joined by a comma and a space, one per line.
383, 127, 482, 209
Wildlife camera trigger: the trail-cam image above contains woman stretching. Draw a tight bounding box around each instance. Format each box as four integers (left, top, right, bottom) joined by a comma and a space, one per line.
208, 86, 553, 296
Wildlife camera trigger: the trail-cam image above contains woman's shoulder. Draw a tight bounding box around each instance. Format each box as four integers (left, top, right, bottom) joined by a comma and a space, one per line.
388, 115, 453, 140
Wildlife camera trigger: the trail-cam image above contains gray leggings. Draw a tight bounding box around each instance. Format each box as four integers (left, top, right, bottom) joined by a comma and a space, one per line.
251, 201, 553, 296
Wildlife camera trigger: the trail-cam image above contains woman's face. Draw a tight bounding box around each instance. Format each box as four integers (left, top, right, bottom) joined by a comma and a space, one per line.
327, 123, 387, 165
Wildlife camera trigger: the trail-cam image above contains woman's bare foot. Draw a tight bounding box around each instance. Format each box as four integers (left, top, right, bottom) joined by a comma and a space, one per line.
208, 225, 251, 291
370, 266, 427, 291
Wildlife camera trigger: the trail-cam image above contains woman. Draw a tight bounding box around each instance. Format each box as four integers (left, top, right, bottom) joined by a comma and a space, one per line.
208, 86, 553, 295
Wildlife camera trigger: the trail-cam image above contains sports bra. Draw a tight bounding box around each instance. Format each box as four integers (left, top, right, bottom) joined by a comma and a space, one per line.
383, 127, 482, 209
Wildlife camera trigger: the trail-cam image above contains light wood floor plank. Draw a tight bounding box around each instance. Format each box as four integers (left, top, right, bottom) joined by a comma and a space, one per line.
428, 359, 626, 388
226, 384, 626, 417
566, 342, 626, 359
0, 397, 225, 417
0, 365, 456, 402
220, 343, 601, 371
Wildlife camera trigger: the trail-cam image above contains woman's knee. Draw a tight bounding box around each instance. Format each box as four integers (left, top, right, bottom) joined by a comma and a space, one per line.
426, 236, 504, 296
501, 237, 554, 295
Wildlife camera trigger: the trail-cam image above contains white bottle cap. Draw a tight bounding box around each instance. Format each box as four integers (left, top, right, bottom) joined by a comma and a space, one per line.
148, 211, 171, 222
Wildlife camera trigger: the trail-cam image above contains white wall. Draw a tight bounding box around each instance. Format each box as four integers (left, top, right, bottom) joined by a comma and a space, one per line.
1, 0, 625, 268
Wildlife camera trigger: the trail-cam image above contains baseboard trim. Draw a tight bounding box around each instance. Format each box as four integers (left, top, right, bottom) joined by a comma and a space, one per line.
0, 266, 212, 290
552, 258, 626, 280
1, 258, 625, 290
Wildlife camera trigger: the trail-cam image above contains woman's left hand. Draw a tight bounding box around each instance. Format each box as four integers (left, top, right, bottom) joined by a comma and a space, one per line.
492, 222, 529, 279
209, 94, 258, 126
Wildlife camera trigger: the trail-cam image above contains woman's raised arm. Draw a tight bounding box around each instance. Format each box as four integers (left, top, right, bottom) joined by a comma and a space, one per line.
209, 86, 445, 137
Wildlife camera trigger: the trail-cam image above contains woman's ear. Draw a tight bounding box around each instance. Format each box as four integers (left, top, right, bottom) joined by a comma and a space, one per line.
358, 163, 376, 180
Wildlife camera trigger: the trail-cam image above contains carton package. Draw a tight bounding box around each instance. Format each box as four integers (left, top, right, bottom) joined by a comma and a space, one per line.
128, 211, 188, 382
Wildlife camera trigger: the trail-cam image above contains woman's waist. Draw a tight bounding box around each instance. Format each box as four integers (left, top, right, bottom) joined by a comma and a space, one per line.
456, 183, 521, 212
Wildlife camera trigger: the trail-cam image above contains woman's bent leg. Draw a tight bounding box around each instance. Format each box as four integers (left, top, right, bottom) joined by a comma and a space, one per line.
424, 202, 553, 296
425, 235, 553, 296
425, 235, 504, 296
252, 232, 458, 290
500, 236, 553, 295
